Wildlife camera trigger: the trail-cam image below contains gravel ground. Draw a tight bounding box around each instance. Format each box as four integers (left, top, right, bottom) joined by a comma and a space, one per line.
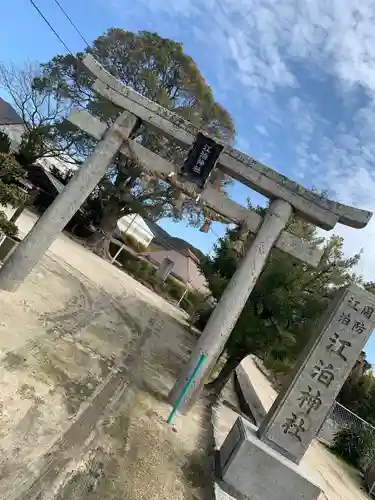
0, 209, 215, 500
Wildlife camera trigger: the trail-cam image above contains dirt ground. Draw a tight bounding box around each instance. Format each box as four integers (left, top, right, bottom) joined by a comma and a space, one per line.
0, 210, 215, 500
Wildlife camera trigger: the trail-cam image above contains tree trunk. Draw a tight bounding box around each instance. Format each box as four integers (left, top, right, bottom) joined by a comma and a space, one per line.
205, 350, 249, 396
87, 210, 119, 260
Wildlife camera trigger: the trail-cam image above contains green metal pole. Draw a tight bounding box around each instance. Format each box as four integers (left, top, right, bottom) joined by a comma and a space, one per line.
166, 353, 206, 424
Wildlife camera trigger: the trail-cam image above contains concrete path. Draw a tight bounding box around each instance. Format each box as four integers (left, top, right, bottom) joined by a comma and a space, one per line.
0, 208, 213, 500
3, 207, 187, 322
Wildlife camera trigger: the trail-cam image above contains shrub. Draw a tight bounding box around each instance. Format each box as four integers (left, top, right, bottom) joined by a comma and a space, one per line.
138, 260, 152, 276
109, 242, 136, 266
108, 244, 210, 310
0, 152, 27, 236
192, 305, 213, 330
178, 289, 206, 315
333, 424, 375, 469
0, 132, 11, 153
263, 356, 295, 383
121, 232, 147, 253
167, 283, 183, 301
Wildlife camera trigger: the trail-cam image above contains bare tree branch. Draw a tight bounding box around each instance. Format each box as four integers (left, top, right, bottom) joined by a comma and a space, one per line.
0, 60, 75, 165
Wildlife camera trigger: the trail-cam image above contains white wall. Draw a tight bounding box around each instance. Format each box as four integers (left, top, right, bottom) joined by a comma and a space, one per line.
117, 214, 154, 247
37, 155, 78, 177
0, 123, 25, 151
0, 123, 78, 178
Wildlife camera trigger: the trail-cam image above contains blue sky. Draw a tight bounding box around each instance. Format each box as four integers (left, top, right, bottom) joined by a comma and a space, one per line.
2, 0, 375, 360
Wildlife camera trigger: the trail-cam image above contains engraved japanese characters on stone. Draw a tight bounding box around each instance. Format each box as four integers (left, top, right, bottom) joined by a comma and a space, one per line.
297, 387, 322, 414
348, 295, 361, 312
338, 312, 351, 326
326, 333, 351, 361
282, 414, 306, 441
311, 360, 334, 387
362, 305, 374, 320
258, 285, 375, 464
346, 295, 373, 322
352, 321, 366, 334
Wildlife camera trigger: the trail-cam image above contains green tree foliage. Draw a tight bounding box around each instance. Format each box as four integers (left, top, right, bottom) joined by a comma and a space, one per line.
333, 424, 375, 470
34, 29, 235, 257
200, 205, 364, 393
0, 153, 27, 236
338, 352, 375, 426
0, 132, 11, 154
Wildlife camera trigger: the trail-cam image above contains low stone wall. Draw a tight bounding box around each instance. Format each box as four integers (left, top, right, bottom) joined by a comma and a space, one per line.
234, 355, 276, 425
235, 358, 266, 426
235, 356, 340, 447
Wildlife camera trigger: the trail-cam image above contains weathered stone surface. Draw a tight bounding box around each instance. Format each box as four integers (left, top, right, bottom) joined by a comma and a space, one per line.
258, 284, 375, 463
220, 417, 321, 500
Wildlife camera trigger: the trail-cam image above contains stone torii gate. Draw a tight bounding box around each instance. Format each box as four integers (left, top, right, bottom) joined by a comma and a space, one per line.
0, 55, 371, 415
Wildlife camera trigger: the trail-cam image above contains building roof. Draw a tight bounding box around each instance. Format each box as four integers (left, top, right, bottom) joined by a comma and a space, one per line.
143, 219, 205, 263
43, 168, 65, 194
0, 99, 23, 125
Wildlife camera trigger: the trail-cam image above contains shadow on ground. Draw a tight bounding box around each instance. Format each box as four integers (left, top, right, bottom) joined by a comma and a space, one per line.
0, 254, 214, 500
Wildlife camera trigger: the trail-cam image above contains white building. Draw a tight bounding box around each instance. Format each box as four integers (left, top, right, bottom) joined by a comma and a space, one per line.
0, 98, 25, 150
0, 98, 77, 176
117, 214, 154, 248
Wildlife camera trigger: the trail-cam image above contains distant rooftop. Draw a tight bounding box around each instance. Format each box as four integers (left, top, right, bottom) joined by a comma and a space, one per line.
143, 219, 205, 262
0, 98, 23, 125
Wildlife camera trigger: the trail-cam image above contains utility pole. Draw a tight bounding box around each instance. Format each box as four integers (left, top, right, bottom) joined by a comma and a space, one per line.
0, 112, 140, 291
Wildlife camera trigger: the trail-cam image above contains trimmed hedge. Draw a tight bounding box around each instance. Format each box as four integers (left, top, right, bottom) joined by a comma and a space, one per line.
108, 241, 206, 314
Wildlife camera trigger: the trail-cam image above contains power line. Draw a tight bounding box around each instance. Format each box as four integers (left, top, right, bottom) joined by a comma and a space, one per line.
52, 0, 90, 47
25, 0, 221, 262
209, 224, 222, 241
25, 0, 126, 99
27, 0, 72, 54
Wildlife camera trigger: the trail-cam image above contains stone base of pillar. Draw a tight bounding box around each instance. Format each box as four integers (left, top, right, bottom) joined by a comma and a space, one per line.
219, 417, 321, 500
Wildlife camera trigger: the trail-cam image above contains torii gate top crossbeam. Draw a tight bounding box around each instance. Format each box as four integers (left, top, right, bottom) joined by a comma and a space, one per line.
81, 54, 371, 231
67, 108, 322, 267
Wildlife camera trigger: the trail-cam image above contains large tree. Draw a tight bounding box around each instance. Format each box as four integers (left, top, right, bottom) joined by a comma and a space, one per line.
35, 29, 235, 256
200, 206, 366, 394
337, 350, 375, 425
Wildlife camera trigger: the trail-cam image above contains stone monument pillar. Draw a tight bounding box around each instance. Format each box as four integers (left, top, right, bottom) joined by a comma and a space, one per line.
219, 284, 375, 500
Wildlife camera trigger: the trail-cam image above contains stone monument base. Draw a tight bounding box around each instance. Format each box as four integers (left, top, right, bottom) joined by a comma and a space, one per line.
219, 417, 321, 500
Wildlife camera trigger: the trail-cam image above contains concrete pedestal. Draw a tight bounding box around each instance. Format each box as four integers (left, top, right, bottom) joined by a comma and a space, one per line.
219, 417, 321, 500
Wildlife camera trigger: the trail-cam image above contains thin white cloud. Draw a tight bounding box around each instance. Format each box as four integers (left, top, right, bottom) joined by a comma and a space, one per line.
116, 0, 375, 92
255, 125, 268, 137
103, 0, 375, 280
